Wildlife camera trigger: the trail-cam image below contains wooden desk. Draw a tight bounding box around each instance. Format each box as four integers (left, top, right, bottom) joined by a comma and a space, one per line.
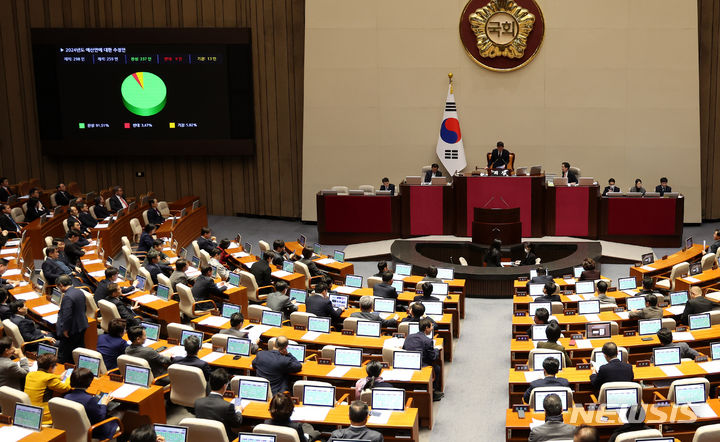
400, 183, 455, 237
98, 204, 148, 259
401, 275, 466, 319
88, 377, 166, 431
23, 210, 68, 261
545, 184, 599, 239
0, 425, 66, 442
156, 205, 208, 251
676, 268, 720, 291
599, 195, 684, 247
166, 196, 199, 211
512, 289, 630, 312
629, 245, 704, 282
316, 193, 402, 245
286, 242, 355, 280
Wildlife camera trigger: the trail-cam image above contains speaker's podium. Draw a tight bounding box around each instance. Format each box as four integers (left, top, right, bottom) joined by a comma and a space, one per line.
471, 207, 522, 245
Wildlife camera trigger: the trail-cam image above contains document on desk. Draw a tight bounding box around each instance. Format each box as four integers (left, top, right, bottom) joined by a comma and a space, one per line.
271, 270, 292, 278
691, 403, 718, 418
44, 314, 58, 324
368, 410, 393, 425
524, 371, 545, 383
315, 258, 335, 265
666, 305, 685, 315
574, 339, 593, 349
615, 311, 629, 320
563, 279, 576, 285
133, 294, 161, 304
6, 239, 20, 246
2, 268, 21, 276
167, 256, 178, 264
0, 248, 19, 255
291, 405, 331, 422
380, 369, 414, 381
161, 346, 187, 358
82, 259, 102, 265
229, 242, 240, 249
0, 425, 34, 441
199, 316, 229, 327
566, 295, 582, 302
244, 325, 271, 342
622, 289, 638, 296
334, 286, 357, 295
111, 384, 141, 399
529, 418, 545, 430
301, 331, 322, 341
13, 291, 39, 301
95, 223, 109, 229
326, 366, 351, 378
201, 352, 225, 363
33, 304, 59, 315
699, 360, 720, 374
660, 365, 684, 377
684, 277, 701, 283
672, 332, 695, 341
583, 314, 601, 323
232, 251, 250, 258
89, 270, 106, 277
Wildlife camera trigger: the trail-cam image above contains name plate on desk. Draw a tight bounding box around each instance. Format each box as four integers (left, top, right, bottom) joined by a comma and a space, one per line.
571, 334, 584, 340
563, 290, 573, 295
655, 400, 670, 407
341, 329, 354, 336
564, 310, 576, 316
676, 326, 688, 332
514, 364, 529, 371
585, 403, 600, 411
514, 311, 526, 317
576, 363, 591, 370
249, 319, 260, 324
223, 391, 235, 399
517, 290, 528, 295
516, 335, 529, 341
167, 338, 179, 346
294, 325, 306, 331
393, 333, 405, 339
109, 373, 123, 383
517, 276, 528, 282
696, 356, 709, 363
614, 307, 625, 313
513, 404, 529, 412
637, 360, 651, 367
318, 358, 331, 365
624, 331, 636, 337
380, 362, 389, 369
563, 274, 573, 280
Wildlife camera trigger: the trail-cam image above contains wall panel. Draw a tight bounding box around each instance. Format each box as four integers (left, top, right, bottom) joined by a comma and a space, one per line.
699, 0, 720, 220
0, 0, 304, 218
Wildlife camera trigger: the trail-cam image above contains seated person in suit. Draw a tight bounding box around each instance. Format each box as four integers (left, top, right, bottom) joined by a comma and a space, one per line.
66, 219, 90, 247
596, 280, 616, 305
146, 198, 165, 225
306, 282, 344, 328
128, 425, 164, 442
423, 163, 442, 183
484, 239, 502, 267
207, 248, 229, 281
77, 202, 97, 230
197, 227, 218, 254
264, 393, 318, 442
137, 224, 156, 254
300, 247, 324, 277
106, 283, 140, 327
628, 293, 663, 320
401, 302, 437, 327
267, 281, 297, 320
219, 313, 259, 352
403, 317, 442, 398
94, 267, 135, 303
380, 177, 395, 195
351, 295, 398, 328
217, 239, 236, 270
0, 258, 18, 290
91, 196, 111, 220
590, 342, 633, 390
655, 177, 671, 195
629, 178, 646, 194
602, 178, 620, 196
272, 239, 292, 261
523, 357, 570, 404
528, 393, 576, 442
41, 246, 75, 286
170, 335, 211, 380
194, 368, 243, 440
125, 325, 170, 378
608, 405, 652, 442
374, 261, 389, 277
143, 250, 172, 285
355, 360, 394, 398
97, 318, 129, 371
517, 242, 538, 266
488, 140, 510, 169
373, 272, 398, 299
191, 265, 227, 301
251, 335, 303, 395
108, 186, 129, 213
8, 300, 55, 346
535, 281, 561, 303
0, 336, 30, 390
579, 258, 601, 281
328, 401, 384, 442
250, 252, 274, 288
0, 177, 13, 203
24, 197, 49, 223
64, 368, 118, 440
529, 307, 549, 340
638, 277, 658, 296
537, 321, 572, 368
169, 259, 190, 291
144, 239, 169, 265
63, 230, 85, 267
527, 266, 554, 287
709, 229, 720, 255
681, 286, 720, 325
421, 266, 443, 283
24, 353, 71, 424
413, 281, 437, 303
54, 183, 81, 207
655, 327, 699, 360
561, 162, 578, 184
0, 204, 22, 235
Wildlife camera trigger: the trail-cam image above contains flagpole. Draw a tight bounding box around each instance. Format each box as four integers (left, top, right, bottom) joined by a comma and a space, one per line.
448, 72, 453, 94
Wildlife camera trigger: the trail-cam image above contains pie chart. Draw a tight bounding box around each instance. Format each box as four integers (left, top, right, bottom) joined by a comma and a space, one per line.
121, 72, 167, 116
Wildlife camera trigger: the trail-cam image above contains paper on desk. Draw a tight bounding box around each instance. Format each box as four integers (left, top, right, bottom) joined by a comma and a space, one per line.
13, 291, 39, 301
315, 258, 335, 265
0, 425, 34, 441
232, 251, 250, 258
368, 410, 393, 425
685, 277, 701, 283
28, 360, 37, 372
33, 304, 59, 315
326, 366, 351, 378
699, 360, 720, 373
271, 270, 292, 278
566, 295, 582, 302
0, 248, 19, 255
82, 259, 102, 265
392, 274, 406, 281
334, 286, 357, 295
111, 384, 141, 398
161, 346, 187, 358
615, 311, 630, 320
379, 313, 393, 320
583, 314, 601, 322
167, 256, 178, 264
691, 403, 718, 418
133, 294, 161, 304
95, 223, 109, 229
617, 409, 629, 423
660, 365, 684, 377
428, 314, 444, 322
2, 269, 21, 276
229, 242, 240, 249
44, 314, 58, 324
243, 324, 271, 342
89, 270, 106, 277
524, 371, 545, 382
666, 305, 685, 315
6, 239, 20, 246
529, 418, 545, 430
673, 332, 695, 341
201, 352, 225, 363
186, 269, 201, 277
301, 331, 321, 341
199, 316, 229, 327
142, 339, 156, 347
431, 295, 446, 302
564, 279, 576, 285
380, 369, 414, 381
575, 339, 593, 349
641, 265, 655, 271
291, 405, 331, 422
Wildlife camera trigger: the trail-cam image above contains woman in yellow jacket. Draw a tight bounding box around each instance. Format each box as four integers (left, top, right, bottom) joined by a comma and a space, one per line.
24, 353, 71, 424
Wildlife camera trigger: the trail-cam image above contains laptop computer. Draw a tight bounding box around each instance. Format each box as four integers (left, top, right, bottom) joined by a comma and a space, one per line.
573, 266, 583, 278
329, 294, 349, 310
238, 434, 276, 442
345, 275, 363, 288
154, 425, 188, 442
405, 176, 422, 185
356, 320, 381, 338
141, 322, 160, 342
13, 403, 43, 432
531, 325, 548, 342
528, 302, 551, 317
532, 390, 568, 413
391, 280, 404, 292
289, 289, 307, 304
333, 250, 345, 263
118, 265, 127, 279
124, 365, 151, 388
77, 354, 101, 377
641, 253, 654, 265
303, 385, 335, 407
431, 282, 449, 297
605, 387, 639, 409
373, 298, 396, 314
227, 272, 240, 287
421, 301, 443, 316
670, 291, 689, 306
287, 344, 306, 362
436, 267, 454, 280
51, 288, 63, 305
578, 300, 600, 315
689, 312, 711, 331
334, 348, 362, 367
574, 281, 595, 295
674, 382, 707, 405
298, 234, 306, 247
638, 319, 662, 336
308, 316, 331, 334
586, 322, 611, 339
618, 277, 638, 292
653, 347, 681, 366
135, 275, 147, 291
37, 343, 58, 357
626, 296, 646, 311
261, 311, 283, 327
222, 302, 241, 318
238, 378, 269, 402
528, 283, 544, 297
372, 388, 405, 411
282, 261, 294, 273
226, 337, 252, 356
532, 352, 563, 371
392, 350, 422, 370
155, 284, 170, 301
180, 329, 204, 345
395, 263, 412, 277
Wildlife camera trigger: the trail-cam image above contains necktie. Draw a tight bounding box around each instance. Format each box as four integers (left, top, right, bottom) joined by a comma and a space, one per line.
120, 197, 128, 209
7, 214, 19, 231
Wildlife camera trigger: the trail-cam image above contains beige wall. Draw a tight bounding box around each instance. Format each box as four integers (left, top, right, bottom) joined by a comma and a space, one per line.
302, 0, 701, 223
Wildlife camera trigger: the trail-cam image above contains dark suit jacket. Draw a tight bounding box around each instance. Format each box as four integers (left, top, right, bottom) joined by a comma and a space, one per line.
191, 275, 226, 301
144, 261, 170, 285
579, 270, 601, 281
107, 297, 136, 323
535, 294, 561, 303
0, 304, 11, 321
67, 215, 84, 233
306, 294, 342, 322
194, 393, 243, 440
523, 376, 570, 403
92, 205, 111, 219
529, 274, 554, 286
125, 344, 170, 377
329, 426, 383, 442
137, 232, 154, 253
402, 331, 438, 366
655, 185, 672, 194
63, 389, 116, 440
710, 240, 720, 254
350, 310, 398, 328
54, 191, 74, 207
564, 170, 578, 184
0, 214, 21, 233
42, 259, 70, 285
520, 252, 538, 266
96, 334, 128, 370
24, 206, 46, 223
423, 170, 442, 183
379, 183, 396, 196
64, 240, 85, 267
147, 208, 165, 225
488, 148, 510, 168
108, 195, 128, 213
171, 355, 211, 380
266, 292, 297, 319
373, 283, 398, 299
10, 314, 44, 342
300, 258, 323, 277
251, 350, 303, 395
57, 287, 88, 336
681, 297, 720, 324
79, 212, 98, 229
484, 249, 501, 267
93, 279, 132, 303
0, 187, 12, 203
250, 259, 273, 287
590, 358, 634, 390
197, 236, 218, 254
602, 185, 620, 196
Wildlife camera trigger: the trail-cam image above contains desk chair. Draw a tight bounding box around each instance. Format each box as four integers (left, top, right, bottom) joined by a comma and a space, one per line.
367, 276, 382, 289
127, 255, 142, 281
198, 250, 210, 268
527, 349, 565, 370
253, 424, 300, 442
210, 333, 230, 350
248, 305, 271, 321
528, 386, 574, 409
661, 317, 676, 330
192, 241, 202, 262
710, 309, 720, 326
50, 193, 58, 208
168, 365, 207, 407
97, 300, 120, 332
11, 207, 25, 223
239, 271, 272, 303
258, 240, 270, 254
72, 348, 108, 376
79, 289, 98, 320
117, 355, 157, 385
179, 418, 228, 442
614, 430, 663, 442
330, 186, 349, 195
230, 375, 273, 400
666, 377, 710, 403
62, 218, 69, 233
590, 346, 629, 364
655, 262, 689, 291
398, 322, 415, 336
421, 165, 432, 176
569, 166, 581, 178
342, 317, 360, 332
595, 381, 643, 406
44, 236, 53, 248
293, 380, 333, 402
89, 206, 98, 220
693, 423, 720, 442
158, 201, 171, 217
157, 274, 172, 291
459, 257, 468, 266
290, 311, 315, 328
0, 386, 31, 419
1, 319, 53, 352
293, 261, 323, 291
320, 345, 341, 360
358, 185, 374, 195
141, 210, 150, 225
485, 152, 515, 172
702, 253, 716, 271
167, 322, 196, 341
138, 267, 153, 288
48, 397, 123, 442
129, 218, 142, 243
551, 302, 564, 315
382, 345, 405, 365
176, 283, 217, 319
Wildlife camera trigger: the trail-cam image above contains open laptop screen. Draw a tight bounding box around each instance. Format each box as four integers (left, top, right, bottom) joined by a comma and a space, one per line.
154, 425, 188, 442
239, 434, 276, 442
222, 302, 241, 318
605, 387, 639, 410
303, 385, 335, 407
531, 325, 548, 341
124, 365, 151, 387
575, 281, 595, 295
528, 283, 544, 297
573, 266, 583, 278
586, 322, 611, 339
228, 272, 240, 287
711, 342, 720, 360
226, 337, 251, 356
578, 300, 600, 315
674, 383, 707, 405
638, 319, 662, 336
334, 348, 362, 367
289, 289, 307, 304
345, 275, 363, 288
653, 347, 681, 366
180, 330, 204, 345
391, 280, 404, 292
436, 267, 454, 280
395, 263, 412, 276
333, 250, 344, 263
329, 294, 348, 310
689, 313, 711, 331
421, 301, 443, 316
238, 379, 269, 401
37, 343, 58, 357
626, 296, 646, 311
532, 390, 568, 413
670, 291, 688, 306
308, 316, 331, 333
392, 350, 422, 370
356, 320, 381, 338
261, 311, 283, 327
431, 283, 449, 296
282, 261, 294, 273
142, 322, 160, 341
532, 352, 563, 371
287, 344, 305, 362
77, 355, 101, 377
373, 298, 395, 313
156, 284, 170, 301
529, 302, 551, 316
371, 388, 405, 411
618, 277, 637, 291
13, 404, 43, 431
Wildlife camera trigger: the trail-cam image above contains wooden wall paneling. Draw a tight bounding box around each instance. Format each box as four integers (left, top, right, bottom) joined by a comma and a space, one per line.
289, 0, 304, 217
699, 0, 720, 219
273, 0, 292, 217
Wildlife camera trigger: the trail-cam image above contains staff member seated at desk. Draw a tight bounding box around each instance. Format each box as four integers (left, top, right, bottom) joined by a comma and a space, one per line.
251, 252, 274, 288
488, 140, 511, 169
535, 282, 560, 303
528, 394, 576, 442
629, 178, 646, 194
267, 281, 298, 320
373, 272, 398, 299
423, 163, 442, 183
403, 317, 443, 399
355, 360, 394, 398
401, 302, 436, 327
328, 401, 384, 442
596, 280, 616, 305
380, 177, 395, 195
590, 342, 633, 390
484, 239, 502, 267
194, 368, 244, 440
146, 198, 165, 225
561, 162, 578, 184
602, 178, 620, 196
192, 265, 227, 301
421, 266, 443, 283
537, 322, 572, 368
523, 358, 570, 405
628, 293, 663, 319
708, 229, 720, 255
655, 327, 699, 360
351, 296, 398, 328
579, 258, 600, 281
655, 177, 672, 195
516, 242, 538, 266
197, 227, 218, 254
413, 282, 437, 303
171, 335, 211, 380
306, 282, 344, 328
125, 325, 170, 379
251, 335, 303, 395
91, 196, 111, 220
681, 286, 720, 325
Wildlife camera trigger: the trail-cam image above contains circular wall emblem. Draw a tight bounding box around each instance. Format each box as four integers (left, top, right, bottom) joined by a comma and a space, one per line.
459, 0, 545, 72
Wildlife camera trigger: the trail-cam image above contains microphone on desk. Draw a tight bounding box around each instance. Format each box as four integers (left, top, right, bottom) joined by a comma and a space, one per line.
449, 256, 454, 264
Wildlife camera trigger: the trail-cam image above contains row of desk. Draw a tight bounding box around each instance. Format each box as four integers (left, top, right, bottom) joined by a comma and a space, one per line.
317, 175, 684, 247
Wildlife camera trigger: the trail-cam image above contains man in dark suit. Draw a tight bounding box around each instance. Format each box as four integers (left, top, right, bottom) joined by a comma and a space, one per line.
351, 296, 398, 328
143, 250, 171, 285
656, 328, 699, 360
561, 162, 578, 184
96, 318, 129, 371
380, 177, 395, 196
24, 197, 48, 223
400, 302, 436, 327
528, 394, 576, 442
0, 178, 13, 203
527, 266, 554, 286
126, 325, 170, 377
299, 247, 323, 277
413, 281, 436, 302
306, 282, 343, 327
328, 401, 384, 442
41, 247, 73, 285
77, 203, 97, 230
146, 199, 165, 225
0, 289, 12, 320
423, 163, 442, 183
655, 177, 672, 195
197, 227, 218, 254
590, 342, 633, 391
403, 317, 442, 398
191, 265, 226, 301
171, 335, 211, 380
0, 204, 22, 235
137, 224, 156, 254
266, 281, 297, 320
108, 186, 129, 213
8, 300, 55, 345
523, 358, 569, 403
251, 252, 274, 288
94, 268, 135, 303
54, 183, 80, 207
56, 275, 88, 363
373, 272, 398, 299
195, 368, 243, 440
92, 197, 111, 219
169, 260, 190, 291
374, 261, 389, 277
0, 258, 18, 290
681, 286, 720, 324
709, 229, 720, 254
488, 141, 510, 169
535, 281, 561, 303
64, 368, 118, 440
106, 283, 140, 327
64, 230, 85, 267
602, 178, 621, 196
251, 336, 303, 395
